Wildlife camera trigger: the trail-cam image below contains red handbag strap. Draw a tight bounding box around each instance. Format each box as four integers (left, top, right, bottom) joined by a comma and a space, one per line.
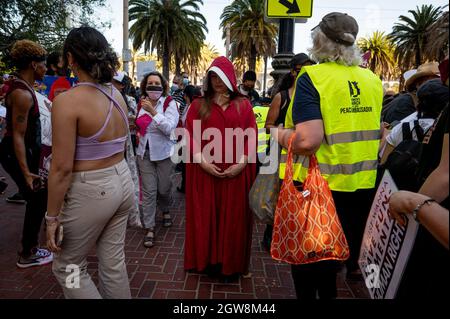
286, 134, 320, 184
308, 154, 319, 175
285, 134, 296, 185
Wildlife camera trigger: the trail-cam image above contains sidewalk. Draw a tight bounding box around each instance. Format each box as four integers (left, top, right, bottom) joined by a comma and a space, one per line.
0, 167, 369, 299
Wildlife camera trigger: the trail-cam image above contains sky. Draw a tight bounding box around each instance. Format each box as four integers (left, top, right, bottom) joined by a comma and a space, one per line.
97, 0, 448, 59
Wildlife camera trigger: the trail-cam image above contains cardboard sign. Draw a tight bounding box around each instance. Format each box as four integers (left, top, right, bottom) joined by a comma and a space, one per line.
358, 170, 419, 299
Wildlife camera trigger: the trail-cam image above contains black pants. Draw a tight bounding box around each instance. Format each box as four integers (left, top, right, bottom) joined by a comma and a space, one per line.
291, 261, 339, 299
180, 162, 186, 191
0, 138, 47, 257
396, 226, 450, 299
291, 188, 375, 299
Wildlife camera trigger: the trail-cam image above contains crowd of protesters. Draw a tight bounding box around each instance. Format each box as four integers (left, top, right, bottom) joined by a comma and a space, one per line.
0, 10, 448, 300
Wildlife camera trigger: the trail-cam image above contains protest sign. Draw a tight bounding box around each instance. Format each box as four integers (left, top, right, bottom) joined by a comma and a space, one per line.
359, 170, 419, 299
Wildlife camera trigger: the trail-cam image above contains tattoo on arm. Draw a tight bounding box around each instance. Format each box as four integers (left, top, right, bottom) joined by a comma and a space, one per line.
16, 115, 26, 123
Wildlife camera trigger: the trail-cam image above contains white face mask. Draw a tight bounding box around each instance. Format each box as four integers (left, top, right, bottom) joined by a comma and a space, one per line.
146, 90, 163, 101
146, 85, 164, 101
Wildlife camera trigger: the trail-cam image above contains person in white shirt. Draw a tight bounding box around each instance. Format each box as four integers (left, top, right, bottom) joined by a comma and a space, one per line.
380, 79, 449, 164
135, 71, 179, 248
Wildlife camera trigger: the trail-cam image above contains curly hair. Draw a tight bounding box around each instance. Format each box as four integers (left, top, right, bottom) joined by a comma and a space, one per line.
309, 27, 362, 67
140, 71, 169, 98
63, 26, 120, 84
10, 40, 47, 70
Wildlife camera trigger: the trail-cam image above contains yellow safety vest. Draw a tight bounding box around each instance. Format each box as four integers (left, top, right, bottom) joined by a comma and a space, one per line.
253, 105, 270, 155
279, 62, 383, 192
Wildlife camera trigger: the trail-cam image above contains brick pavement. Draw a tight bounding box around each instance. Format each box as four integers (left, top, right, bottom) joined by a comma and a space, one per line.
0, 166, 369, 299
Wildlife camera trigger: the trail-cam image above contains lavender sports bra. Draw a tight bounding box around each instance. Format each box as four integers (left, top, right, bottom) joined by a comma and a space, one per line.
74, 82, 128, 161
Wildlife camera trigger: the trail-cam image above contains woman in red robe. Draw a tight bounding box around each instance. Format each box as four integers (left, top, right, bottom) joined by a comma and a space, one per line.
184, 57, 257, 279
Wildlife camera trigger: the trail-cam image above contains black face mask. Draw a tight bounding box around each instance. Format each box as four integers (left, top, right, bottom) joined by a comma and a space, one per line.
243, 86, 254, 92
145, 85, 163, 92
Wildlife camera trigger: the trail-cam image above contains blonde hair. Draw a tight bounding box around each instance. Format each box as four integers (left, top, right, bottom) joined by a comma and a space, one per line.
309, 28, 362, 67
10, 40, 47, 70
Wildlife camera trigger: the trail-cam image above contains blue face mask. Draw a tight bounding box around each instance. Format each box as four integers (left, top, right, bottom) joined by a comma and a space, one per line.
171, 84, 179, 91
182, 78, 189, 86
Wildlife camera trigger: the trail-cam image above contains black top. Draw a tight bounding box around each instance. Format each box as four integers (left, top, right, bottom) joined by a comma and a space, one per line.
172, 89, 186, 115
240, 85, 260, 106
2, 79, 41, 173
382, 93, 416, 124
417, 105, 449, 208
291, 73, 322, 125
396, 105, 449, 300
275, 90, 291, 126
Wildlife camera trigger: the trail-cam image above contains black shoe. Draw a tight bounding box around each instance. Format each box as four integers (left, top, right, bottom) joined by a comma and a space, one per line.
219, 273, 239, 284
261, 224, 273, 252
0, 180, 7, 194
16, 248, 53, 268
6, 192, 26, 204
261, 239, 271, 252
205, 264, 221, 278
162, 213, 173, 228
177, 186, 185, 193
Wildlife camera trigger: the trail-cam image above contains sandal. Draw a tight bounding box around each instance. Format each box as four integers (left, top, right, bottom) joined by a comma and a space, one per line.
162, 213, 173, 228
143, 230, 155, 248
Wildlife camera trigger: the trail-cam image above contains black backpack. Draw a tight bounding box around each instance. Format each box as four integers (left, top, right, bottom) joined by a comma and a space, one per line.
383, 121, 426, 191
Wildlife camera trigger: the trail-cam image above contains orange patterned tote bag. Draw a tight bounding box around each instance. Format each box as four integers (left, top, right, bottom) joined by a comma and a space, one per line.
271, 134, 350, 265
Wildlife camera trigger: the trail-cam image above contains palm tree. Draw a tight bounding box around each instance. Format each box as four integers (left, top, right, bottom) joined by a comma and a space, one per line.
390, 4, 443, 69
358, 31, 399, 80
196, 43, 219, 72
188, 43, 220, 85
220, 0, 277, 71
425, 9, 449, 62
129, 0, 207, 79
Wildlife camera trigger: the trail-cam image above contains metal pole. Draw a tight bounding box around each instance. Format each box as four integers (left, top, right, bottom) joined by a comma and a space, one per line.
270, 19, 295, 85
263, 56, 268, 97
225, 23, 231, 60
278, 19, 295, 54
123, 0, 130, 74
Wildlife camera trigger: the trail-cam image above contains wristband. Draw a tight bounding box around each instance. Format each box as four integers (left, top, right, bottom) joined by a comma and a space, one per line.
45, 211, 59, 223
412, 198, 436, 222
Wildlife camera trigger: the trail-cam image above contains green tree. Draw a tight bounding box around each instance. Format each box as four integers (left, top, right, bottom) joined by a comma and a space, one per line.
197, 43, 220, 74
424, 9, 449, 62
390, 4, 443, 69
220, 0, 277, 71
358, 31, 399, 80
129, 0, 207, 79
0, 0, 107, 54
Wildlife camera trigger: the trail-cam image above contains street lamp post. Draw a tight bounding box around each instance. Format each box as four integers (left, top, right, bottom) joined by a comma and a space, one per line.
270, 19, 295, 89
123, 0, 131, 74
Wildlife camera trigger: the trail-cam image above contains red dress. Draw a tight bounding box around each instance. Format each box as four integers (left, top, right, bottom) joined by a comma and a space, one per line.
184, 97, 257, 275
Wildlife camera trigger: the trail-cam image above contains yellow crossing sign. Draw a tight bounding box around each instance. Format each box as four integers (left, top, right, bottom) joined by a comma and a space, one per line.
265, 0, 313, 19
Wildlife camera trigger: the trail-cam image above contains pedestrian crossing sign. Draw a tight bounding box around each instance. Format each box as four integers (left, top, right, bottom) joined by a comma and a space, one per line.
265, 0, 313, 19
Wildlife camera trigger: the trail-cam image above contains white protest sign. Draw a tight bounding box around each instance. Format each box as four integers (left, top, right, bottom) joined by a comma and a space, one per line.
136, 61, 156, 82
358, 170, 419, 299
